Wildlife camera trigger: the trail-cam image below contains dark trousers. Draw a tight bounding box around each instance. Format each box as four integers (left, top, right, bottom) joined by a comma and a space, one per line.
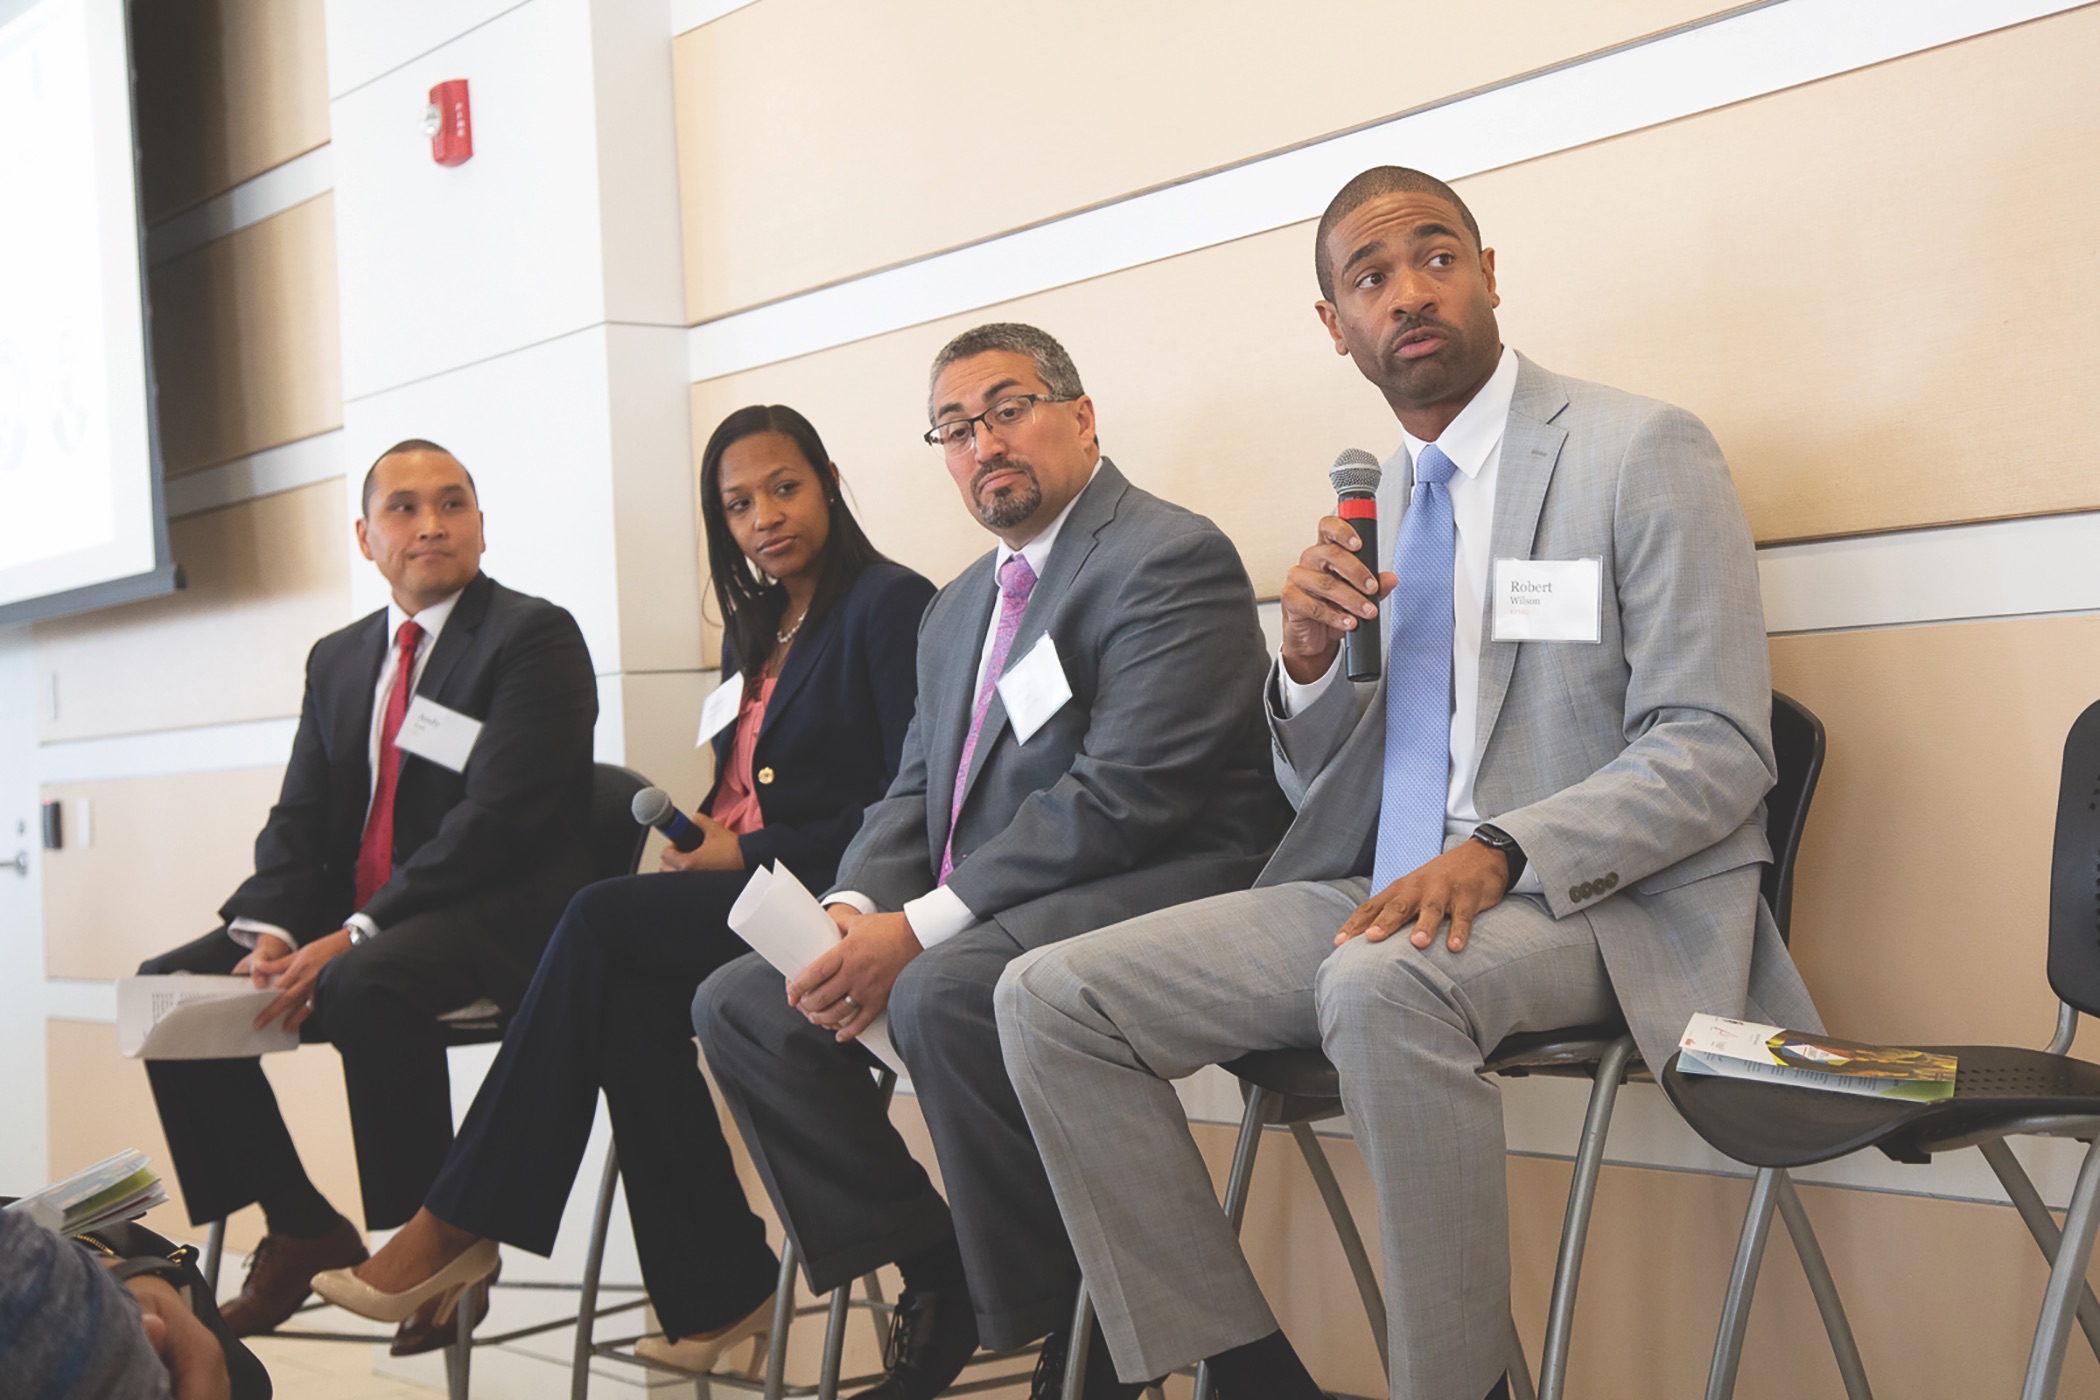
425, 871, 777, 1339
142, 902, 499, 1232
694, 925, 1079, 1352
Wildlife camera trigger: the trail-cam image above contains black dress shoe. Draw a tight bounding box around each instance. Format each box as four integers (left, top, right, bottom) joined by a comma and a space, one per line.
1484, 1376, 1511, 1400
1029, 1325, 1148, 1400
847, 1286, 979, 1400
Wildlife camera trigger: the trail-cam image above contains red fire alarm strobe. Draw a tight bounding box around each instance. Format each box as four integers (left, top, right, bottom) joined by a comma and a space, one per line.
423, 79, 473, 166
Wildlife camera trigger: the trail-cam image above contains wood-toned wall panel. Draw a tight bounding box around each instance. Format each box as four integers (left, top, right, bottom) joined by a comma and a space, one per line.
149, 195, 343, 477
691, 7, 2100, 581
133, 0, 330, 222
33, 480, 350, 743
48, 1019, 358, 1255
1770, 613, 2100, 1049
41, 767, 285, 980
671, 0, 1727, 322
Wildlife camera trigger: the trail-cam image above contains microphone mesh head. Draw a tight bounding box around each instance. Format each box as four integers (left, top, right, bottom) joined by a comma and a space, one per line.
1329, 448, 1381, 496
630, 786, 672, 826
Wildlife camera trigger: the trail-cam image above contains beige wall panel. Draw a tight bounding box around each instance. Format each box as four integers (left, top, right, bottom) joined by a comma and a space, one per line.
692, 6, 2100, 574
1478, 3, 2100, 543
47, 1019, 358, 1256
134, 0, 330, 221
41, 766, 285, 980
671, 0, 1729, 322
150, 195, 343, 477
1770, 614, 2100, 1048
33, 480, 350, 743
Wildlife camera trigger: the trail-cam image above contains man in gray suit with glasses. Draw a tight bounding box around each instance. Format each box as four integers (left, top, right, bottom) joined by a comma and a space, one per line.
695, 322, 1289, 1400
998, 168, 1822, 1400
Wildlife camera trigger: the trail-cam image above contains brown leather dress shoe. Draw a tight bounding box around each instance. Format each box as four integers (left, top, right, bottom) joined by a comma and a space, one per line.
389, 1256, 500, 1356
218, 1217, 368, 1337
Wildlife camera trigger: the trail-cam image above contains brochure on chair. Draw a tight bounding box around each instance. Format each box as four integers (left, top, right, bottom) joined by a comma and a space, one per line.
727, 863, 904, 1075
117, 975, 300, 1060
5, 1149, 166, 1235
1677, 1014, 1958, 1102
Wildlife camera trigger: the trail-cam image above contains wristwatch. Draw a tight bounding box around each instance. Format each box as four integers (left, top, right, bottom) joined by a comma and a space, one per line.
1470, 823, 1527, 885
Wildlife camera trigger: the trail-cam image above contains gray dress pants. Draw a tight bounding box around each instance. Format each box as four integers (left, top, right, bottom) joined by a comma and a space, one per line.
695, 925, 1082, 1351
997, 878, 1618, 1400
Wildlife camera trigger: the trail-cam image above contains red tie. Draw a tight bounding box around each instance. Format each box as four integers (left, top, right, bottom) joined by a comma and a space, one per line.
355, 620, 424, 909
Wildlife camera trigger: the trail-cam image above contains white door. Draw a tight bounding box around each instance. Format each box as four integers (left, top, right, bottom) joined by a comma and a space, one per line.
0, 626, 49, 1187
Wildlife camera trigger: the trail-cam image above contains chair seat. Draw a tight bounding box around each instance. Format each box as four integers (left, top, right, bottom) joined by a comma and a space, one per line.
1662, 1046, 2100, 1170
1482, 1019, 1635, 1078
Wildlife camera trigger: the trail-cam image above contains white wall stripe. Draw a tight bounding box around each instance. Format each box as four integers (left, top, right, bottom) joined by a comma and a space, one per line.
686, 0, 2088, 383
44, 979, 117, 1025
670, 0, 760, 37
36, 717, 299, 786
144, 144, 335, 267
164, 431, 346, 520
1759, 511, 2100, 636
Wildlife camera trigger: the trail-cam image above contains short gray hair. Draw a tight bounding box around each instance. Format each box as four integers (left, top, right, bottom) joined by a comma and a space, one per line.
926, 322, 1085, 421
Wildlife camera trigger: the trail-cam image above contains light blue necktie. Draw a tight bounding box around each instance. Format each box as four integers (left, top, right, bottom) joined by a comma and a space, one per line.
1371, 442, 1458, 890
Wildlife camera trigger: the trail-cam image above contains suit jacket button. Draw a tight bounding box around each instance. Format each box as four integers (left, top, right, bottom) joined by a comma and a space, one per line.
757, 767, 775, 785
1603, 872, 1618, 890
1569, 885, 1585, 902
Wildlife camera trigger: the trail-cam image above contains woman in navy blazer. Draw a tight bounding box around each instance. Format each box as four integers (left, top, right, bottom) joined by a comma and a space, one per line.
318, 406, 934, 1368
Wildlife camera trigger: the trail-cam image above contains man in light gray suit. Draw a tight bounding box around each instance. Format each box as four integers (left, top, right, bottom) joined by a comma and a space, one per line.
695, 323, 1288, 1400
997, 168, 1822, 1400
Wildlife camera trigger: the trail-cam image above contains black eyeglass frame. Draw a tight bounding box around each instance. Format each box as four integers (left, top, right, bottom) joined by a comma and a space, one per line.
922, 393, 1075, 450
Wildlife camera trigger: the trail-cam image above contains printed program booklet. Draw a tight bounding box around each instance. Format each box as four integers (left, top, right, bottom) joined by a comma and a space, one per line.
1677, 1014, 1958, 1102
5, 1149, 166, 1235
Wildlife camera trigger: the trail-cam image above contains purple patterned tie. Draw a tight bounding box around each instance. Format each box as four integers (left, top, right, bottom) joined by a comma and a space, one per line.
941, 554, 1038, 883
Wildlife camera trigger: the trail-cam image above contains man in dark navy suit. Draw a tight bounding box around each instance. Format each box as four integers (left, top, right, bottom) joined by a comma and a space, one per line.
137, 440, 599, 1340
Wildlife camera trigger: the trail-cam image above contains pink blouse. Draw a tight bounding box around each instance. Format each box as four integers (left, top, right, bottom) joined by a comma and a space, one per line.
708, 674, 777, 836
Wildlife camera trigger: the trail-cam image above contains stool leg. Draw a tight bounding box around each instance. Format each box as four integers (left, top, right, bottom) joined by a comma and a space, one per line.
202, 1219, 225, 1295
450, 1277, 474, 1400
763, 1240, 799, 1400
816, 1281, 854, 1400
1773, 1172, 1871, 1400
571, 1144, 622, 1400
1193, 1088, 1274, 1400
1705, 1167, 1781, 1400
1062, 1286, 1095, 1400
1983, 1138, 2100, 1362
1537, 1034, 1633, 1400
2021, 1137, 2100, 1400
1291, 1121, 1387, 1376
1506, 1312, 1537, 1400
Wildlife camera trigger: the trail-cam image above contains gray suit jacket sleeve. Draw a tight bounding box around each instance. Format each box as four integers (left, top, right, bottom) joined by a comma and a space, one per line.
1489, 404, 1775, 916
1266, 659, 1371, 811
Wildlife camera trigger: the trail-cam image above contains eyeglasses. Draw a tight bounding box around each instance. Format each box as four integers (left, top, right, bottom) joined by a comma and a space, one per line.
923, 394, 1072, 451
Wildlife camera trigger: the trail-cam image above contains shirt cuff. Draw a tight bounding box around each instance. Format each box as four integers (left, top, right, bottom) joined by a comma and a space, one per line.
823, 890, 878, 917
1275, 647, 1342, 718
901, 885, 976, 950
344, 913, 380, 944
227, 917, 295, 952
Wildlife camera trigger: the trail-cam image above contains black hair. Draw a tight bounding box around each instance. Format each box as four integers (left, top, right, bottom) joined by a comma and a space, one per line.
699, 405, 885, 686
361, 438, 478, 517
1314, 166, 1483, 301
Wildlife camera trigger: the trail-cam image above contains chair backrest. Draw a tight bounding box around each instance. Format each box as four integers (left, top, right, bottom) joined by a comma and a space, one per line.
1763, 692, 1828, 945
587, 762, 654, 882
2046, 698, 2100, 1017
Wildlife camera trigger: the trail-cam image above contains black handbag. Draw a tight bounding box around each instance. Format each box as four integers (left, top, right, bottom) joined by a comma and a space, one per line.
72, 1219, 273, 1400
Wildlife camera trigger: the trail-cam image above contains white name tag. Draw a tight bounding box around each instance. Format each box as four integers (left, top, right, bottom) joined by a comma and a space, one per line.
996, 634, 1073, 746
697, 672, 743, 747
396, 695, 484, 773
1492, 557, 1602, 643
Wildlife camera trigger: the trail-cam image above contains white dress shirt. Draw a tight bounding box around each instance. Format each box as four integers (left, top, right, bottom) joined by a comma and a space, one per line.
831, 463, 1101, 949
1279, 345, 1541, 893
229, 589, 464, 951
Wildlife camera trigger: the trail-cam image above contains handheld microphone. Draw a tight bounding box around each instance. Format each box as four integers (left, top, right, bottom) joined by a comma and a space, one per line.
631, 786, 706, 852
1329, 448, 1383, 682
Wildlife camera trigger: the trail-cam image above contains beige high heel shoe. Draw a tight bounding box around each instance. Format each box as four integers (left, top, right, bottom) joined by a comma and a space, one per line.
633, 1293, 775, 1376
310, 1237, 501, 1324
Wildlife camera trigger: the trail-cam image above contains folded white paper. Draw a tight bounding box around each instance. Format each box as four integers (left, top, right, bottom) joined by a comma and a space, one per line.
117, 975, 300, 1060
726, 864, 903, 1073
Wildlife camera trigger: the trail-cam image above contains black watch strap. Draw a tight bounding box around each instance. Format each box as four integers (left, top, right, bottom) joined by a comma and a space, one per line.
1472, 823, 1527, 885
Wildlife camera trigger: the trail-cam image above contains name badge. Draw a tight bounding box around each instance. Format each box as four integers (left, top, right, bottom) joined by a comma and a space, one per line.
697, 672, 743, 747
996, 634, 1073, 746
1492, 557, 1602, 643
396, 695, 484, 773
